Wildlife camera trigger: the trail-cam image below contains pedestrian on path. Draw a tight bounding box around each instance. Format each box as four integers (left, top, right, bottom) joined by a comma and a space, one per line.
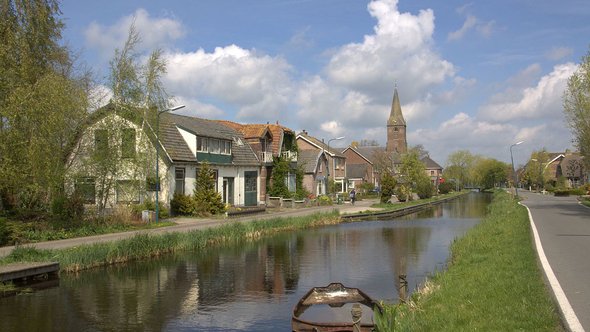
349, 188, 356, 205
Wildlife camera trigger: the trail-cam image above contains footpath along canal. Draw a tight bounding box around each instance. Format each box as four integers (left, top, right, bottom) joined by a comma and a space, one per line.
0, 193, 491, 331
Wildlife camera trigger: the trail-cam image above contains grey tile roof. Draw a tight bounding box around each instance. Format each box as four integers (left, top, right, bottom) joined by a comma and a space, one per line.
353, 146, 384, 163
347, 164, 368, 179
296, 132, 346, 158
421, 156, 443, 170
298, 149, 322, 173
159, 113, 259, 166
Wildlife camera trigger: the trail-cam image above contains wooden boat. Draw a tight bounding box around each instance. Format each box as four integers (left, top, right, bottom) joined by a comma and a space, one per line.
292, 283, 384, 332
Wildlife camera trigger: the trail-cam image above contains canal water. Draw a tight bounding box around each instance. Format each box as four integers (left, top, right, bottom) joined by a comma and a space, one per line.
0, 193, 491, 331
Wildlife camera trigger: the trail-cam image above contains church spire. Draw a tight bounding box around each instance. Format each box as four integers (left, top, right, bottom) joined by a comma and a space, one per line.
386, 85, 407, 153
387, 86, 406, 126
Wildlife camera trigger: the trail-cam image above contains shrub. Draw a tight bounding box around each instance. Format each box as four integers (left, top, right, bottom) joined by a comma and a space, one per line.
416, 177, 434, 199
395, 184, 411, 202
380, 172, 396, 203
0, 217, 8, 246
317, 195, 333, 206
438, 182, 454, 194
51, 192, 85, 228
568, 188, 586, 196
170, 193, 195, 216
553, 189, 570, 197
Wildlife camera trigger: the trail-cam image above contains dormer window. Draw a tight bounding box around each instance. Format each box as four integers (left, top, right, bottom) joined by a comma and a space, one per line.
197, 136, 231, 155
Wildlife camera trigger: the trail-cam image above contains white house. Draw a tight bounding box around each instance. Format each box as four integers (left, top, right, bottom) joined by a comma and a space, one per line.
66, 104, 262, 213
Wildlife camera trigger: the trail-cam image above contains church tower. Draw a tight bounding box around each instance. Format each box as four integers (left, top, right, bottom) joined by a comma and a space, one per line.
386, 86, 407, 153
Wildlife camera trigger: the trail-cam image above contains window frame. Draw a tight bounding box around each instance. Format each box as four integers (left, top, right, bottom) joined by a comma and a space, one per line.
175, 167, 186, 195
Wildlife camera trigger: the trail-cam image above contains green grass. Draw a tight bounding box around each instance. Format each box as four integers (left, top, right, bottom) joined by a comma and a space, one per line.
0, 211, 341, 273
377, 191, 562, 331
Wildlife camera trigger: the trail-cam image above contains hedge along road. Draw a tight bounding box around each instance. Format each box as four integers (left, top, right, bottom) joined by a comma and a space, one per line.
0, 199, 383, 259
520, 190, 589, 332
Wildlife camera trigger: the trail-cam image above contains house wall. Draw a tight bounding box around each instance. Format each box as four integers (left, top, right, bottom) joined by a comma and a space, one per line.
169, 164, 260, 206
343, 149, 376, 187
66, 113, 158, 210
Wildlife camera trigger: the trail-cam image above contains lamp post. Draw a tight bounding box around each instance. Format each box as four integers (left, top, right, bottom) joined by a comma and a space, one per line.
327, 136, 345, 194
155, 105, 185, 223
510, 141, 523, 198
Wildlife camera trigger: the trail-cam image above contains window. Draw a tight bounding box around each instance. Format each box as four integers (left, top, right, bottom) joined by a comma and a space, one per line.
75, 177, 96, 204
286, 172, 296, 192
94, 129, 108, 155
222, 140, 231, 155
430, 170, 435, 176
197, 136, 208, 152
175, 167, 185, 195
335, 158, 345, 170
121, 128, 136, 158
210, 139, 221, 154
197, 136, 231, 155
116, 180, 140, 203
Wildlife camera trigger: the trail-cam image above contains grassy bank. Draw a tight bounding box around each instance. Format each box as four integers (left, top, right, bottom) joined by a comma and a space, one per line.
371, 190, 467, 210
376, 190, 561, 331
0, 211, 340, 273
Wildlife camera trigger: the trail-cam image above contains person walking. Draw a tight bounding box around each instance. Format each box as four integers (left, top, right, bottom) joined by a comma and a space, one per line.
349, 188, 356, 205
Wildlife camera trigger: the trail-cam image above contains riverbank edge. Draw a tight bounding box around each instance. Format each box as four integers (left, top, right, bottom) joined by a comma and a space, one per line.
0, 192, 467, 276
343, 191, 469, 221
375, 190, 562, 331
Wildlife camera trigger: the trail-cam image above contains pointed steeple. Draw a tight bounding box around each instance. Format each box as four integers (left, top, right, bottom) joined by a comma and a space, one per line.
386, 85, 407, 154
387, 87, 406, 126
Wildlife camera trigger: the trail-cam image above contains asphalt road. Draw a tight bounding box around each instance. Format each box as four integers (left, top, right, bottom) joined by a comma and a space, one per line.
521, 191, 589, 332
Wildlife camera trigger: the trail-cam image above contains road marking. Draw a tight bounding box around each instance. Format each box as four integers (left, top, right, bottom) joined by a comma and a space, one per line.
521, 203, 585, 332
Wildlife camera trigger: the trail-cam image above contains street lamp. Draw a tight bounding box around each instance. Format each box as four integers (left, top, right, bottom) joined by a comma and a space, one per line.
510, 141, 523, 198
327, 136, 345, 194
155, 104, 185, 223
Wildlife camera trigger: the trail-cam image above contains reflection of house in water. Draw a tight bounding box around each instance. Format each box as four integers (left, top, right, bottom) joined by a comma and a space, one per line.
195, 236, 302, 304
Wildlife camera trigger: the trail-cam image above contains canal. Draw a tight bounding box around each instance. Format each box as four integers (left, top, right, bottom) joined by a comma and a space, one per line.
0, 193, 491, 331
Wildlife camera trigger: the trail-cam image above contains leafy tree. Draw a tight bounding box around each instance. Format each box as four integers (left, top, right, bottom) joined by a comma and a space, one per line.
416, 176, 434, 199
563, 47, 590, 166
294, 164, 310, 200
444, 150, 477, 188
0, 0, 89, 215
193, 163, 225, 216
71, 22, 171, 214
523, 149, 550, 190
473, 158, 508, 190
380, 171, 396, 203
409, 144, 429, 159
268, 156, 291, 198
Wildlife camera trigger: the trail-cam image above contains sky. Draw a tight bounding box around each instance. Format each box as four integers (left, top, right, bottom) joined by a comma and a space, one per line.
59, 0, 590, 167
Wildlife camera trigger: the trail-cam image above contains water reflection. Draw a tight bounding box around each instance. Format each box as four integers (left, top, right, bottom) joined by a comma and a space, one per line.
0, 193, 491, 331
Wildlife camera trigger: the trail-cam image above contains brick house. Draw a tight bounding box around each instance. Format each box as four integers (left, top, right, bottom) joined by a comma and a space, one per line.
296, 131, 347, 193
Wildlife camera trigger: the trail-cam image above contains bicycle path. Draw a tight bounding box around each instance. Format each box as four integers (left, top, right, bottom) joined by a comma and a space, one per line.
521, 191, 589, 332
0, 200, 380, 259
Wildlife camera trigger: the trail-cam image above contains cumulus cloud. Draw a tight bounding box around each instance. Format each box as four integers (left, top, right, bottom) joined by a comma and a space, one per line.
85, 8, 185, 60
164, 45, 293, 123
325, 0, 454, 100
478, 63, 578, 122
294, 0, 459, 144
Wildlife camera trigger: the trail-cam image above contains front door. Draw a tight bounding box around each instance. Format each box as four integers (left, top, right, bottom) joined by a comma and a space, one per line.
223, 177, 234, 206
244, 171, 257, 206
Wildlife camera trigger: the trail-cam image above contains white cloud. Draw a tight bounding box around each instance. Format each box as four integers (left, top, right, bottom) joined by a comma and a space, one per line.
325, 0, 454, 100
85, 8, 185, 60
478, 63, 578, 122
545, 47, 574, 61
448, 15, 477, 41
164, 45, 293, 123
448, 6, 495, 41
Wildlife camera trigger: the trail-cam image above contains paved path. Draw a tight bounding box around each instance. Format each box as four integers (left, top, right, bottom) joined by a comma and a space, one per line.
521, 191, 589, 332
0, 199, 380, 259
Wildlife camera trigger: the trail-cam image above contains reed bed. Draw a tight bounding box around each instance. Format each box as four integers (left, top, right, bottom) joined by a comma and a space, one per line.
1, 211, 340, 273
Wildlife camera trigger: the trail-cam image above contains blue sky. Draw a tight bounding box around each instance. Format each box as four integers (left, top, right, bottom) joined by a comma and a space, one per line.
60, 0, 590, 167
